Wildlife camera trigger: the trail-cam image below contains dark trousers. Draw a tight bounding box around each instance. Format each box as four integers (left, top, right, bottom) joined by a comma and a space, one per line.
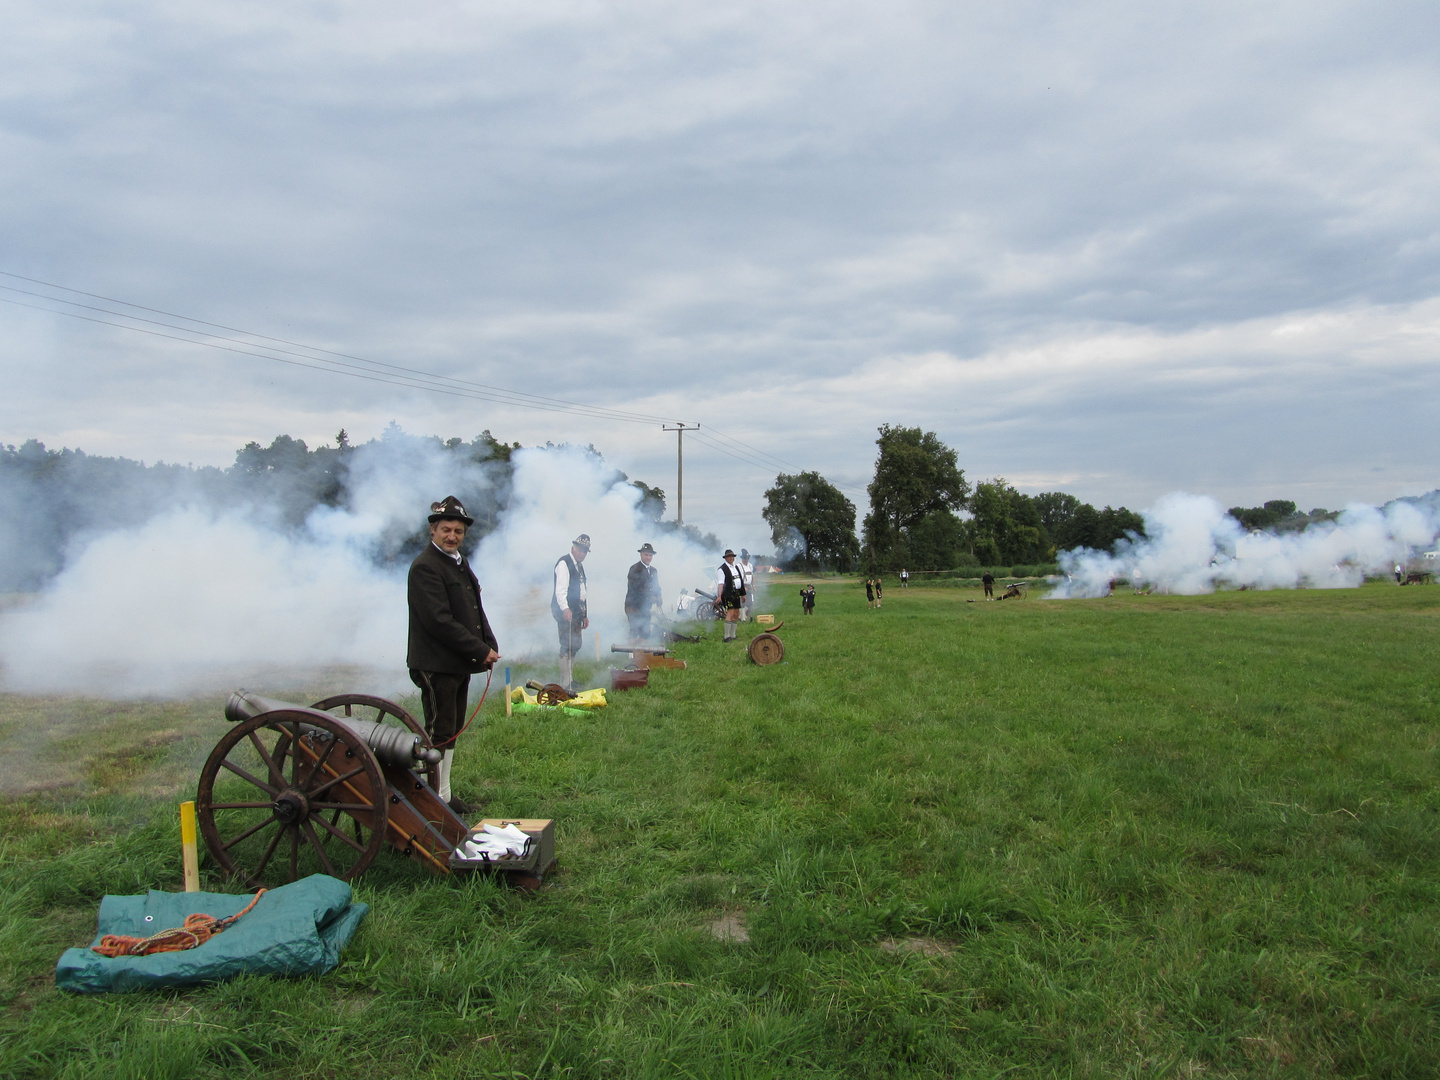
410, 669, 470, 744
626, 609, 651, 640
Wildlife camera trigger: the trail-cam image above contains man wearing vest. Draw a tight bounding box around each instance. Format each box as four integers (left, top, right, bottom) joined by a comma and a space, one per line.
407, 496, 500, 814
715, 548, 747, 642
738, 549, 756, 621
625, 542, 662, 643
552, 533, 591, 692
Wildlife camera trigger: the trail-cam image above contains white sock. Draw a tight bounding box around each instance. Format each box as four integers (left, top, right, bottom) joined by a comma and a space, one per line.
438, 750, 453, 801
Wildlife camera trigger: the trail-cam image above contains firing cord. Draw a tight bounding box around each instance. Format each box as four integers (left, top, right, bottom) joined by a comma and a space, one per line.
430, 665, 494, 751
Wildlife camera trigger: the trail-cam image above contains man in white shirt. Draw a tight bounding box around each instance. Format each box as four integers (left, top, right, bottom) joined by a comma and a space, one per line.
551, 534, 591, 692
715, 548, 747, 642
738, 549, 756, 621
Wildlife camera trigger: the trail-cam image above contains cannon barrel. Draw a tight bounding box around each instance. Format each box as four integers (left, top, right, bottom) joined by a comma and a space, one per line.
610, 644, 672, 655
225, 689, 442, 768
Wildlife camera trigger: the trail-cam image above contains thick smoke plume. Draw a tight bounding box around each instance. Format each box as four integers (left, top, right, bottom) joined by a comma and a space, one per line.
0, 442, 724, 696
1051, 492, 1440, 598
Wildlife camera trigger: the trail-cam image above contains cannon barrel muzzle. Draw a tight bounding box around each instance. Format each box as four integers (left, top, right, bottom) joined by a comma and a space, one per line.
695, 588, 718, 601
610, 644, 672, 655
225, 689, 442, 768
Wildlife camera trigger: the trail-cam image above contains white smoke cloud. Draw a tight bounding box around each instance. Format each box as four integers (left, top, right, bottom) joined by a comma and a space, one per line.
0, 443, 720, 696
1052, 492, 1440, 598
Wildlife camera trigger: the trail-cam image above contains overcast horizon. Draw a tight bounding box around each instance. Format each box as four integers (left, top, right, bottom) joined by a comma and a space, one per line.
3, 0, 1437, 541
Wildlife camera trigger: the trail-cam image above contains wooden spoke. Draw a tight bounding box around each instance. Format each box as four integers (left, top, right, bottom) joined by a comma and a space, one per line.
246, 729, 287, 791
252, 822, 286, 880
310, 809, 369, 854
301, 821, 338, 877
218, 758, 278, 798
308, 765, 366, 801
221, 816, 276, 852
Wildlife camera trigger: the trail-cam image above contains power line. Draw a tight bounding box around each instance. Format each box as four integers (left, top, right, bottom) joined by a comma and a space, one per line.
0, 273, 688, 428
2, 269, 872, 502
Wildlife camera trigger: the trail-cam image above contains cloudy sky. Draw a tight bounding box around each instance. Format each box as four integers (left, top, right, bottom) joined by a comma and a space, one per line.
2, 0, 1437, 540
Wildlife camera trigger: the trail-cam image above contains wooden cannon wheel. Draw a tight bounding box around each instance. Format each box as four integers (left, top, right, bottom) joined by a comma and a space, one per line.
748, 632, 785, 665
311, 692, 437, 790
196, 710, 388, 888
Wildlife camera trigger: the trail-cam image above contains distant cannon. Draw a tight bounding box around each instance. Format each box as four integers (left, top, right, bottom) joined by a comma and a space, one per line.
610, 644, 686, 669
195, 690, 554, 889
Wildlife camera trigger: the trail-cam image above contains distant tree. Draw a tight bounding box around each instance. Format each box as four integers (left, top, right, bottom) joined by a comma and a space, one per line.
1033, 491, 1082, 539
630, 480, 666, 522
1228, 500, 1301, 531
862, 425, 969, 568
904, 508, 966, 571
763, 471, 858, 571
966, 480, 1049, 565
1094, 505, 1146, 550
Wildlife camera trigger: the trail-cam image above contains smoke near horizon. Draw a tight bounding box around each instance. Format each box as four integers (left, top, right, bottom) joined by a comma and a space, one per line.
0, 442, 724, 697
1051, 492, 1440, 599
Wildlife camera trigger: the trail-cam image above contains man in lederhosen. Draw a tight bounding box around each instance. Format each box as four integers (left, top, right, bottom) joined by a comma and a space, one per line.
552, 533, 591, 692
715, 548, 747, 642
407, 496, 499, 814
625, 542, 662, 643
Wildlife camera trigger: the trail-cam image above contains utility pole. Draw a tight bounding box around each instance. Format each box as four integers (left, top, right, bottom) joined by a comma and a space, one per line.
662, 423, 695, 525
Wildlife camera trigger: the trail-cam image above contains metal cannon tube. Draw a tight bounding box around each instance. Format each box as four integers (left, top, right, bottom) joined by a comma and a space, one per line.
225, 690, 442, 768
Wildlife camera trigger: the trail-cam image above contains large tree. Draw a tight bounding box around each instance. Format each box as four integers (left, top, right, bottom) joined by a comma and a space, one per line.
762, 471, 858, 571
862, 425, 969, 567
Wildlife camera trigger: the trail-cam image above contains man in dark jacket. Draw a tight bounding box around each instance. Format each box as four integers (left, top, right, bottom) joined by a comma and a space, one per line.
624, 542, 662, 642
408, 495, 499, 813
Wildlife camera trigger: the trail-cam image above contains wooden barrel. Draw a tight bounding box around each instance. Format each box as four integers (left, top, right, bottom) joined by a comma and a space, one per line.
748, 633, 785, 665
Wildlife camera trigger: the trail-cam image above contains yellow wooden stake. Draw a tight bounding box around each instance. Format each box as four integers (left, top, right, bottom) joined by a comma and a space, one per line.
595, 629, 601, 662
180, 800, 200, 893
504, 666, 512, 717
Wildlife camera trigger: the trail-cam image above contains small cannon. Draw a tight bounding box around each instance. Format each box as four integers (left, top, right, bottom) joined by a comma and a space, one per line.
610, 644, 686, 669
195, 690, 553, 889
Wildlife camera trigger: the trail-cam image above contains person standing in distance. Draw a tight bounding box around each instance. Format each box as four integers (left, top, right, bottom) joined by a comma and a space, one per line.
625, 542, 663, 643
407, 496, 499, 815
739, 549, 756, 621
552, 534, 591, 692
982, 569, 995, 599
900, 568, 909, 588
716, 548, 747, 642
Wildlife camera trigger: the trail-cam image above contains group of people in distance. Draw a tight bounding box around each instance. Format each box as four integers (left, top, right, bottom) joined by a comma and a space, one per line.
404, 495, 761, 810
865, 578, 884, 609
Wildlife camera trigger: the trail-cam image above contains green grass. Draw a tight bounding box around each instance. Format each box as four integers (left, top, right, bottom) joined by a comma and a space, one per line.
2, 580, 1439, 1078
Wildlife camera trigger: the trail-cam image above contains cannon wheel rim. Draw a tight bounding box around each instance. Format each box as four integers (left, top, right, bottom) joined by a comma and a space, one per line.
748, 633, 785, 665
197, 710, 388, 888
310, 693, 438, 790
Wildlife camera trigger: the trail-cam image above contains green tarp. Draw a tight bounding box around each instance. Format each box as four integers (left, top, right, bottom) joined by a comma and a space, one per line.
55, 874, 368, 994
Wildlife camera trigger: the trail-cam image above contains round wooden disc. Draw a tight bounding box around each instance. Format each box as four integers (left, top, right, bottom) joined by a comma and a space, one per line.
748, 633, 785, 665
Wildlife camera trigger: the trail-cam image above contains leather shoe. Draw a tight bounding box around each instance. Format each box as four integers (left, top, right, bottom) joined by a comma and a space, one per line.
447, 797, 474, 816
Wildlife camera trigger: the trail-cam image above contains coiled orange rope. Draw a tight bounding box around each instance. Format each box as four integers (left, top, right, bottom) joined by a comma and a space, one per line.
91, 889, 267, 958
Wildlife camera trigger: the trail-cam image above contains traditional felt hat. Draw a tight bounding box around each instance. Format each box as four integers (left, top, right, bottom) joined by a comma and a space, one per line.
723, 548, 736, 557
638, 542, 656, 554
740, 548, 750, 557
428, 495, 474, 526
573, 533, 592, 552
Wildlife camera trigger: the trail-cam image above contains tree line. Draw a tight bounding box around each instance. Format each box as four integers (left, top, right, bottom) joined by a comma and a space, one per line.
761, 425, 1146, 572
0, 426, 685, 592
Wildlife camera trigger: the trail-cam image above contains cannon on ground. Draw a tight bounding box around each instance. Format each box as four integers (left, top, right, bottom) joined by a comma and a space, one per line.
195, 690, 554, 889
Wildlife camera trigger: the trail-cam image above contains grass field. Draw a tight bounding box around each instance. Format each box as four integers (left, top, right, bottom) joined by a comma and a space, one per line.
1, 579, 1438, 1078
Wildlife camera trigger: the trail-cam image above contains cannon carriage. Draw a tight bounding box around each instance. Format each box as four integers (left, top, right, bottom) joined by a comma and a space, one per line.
195, 690, 553, 889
